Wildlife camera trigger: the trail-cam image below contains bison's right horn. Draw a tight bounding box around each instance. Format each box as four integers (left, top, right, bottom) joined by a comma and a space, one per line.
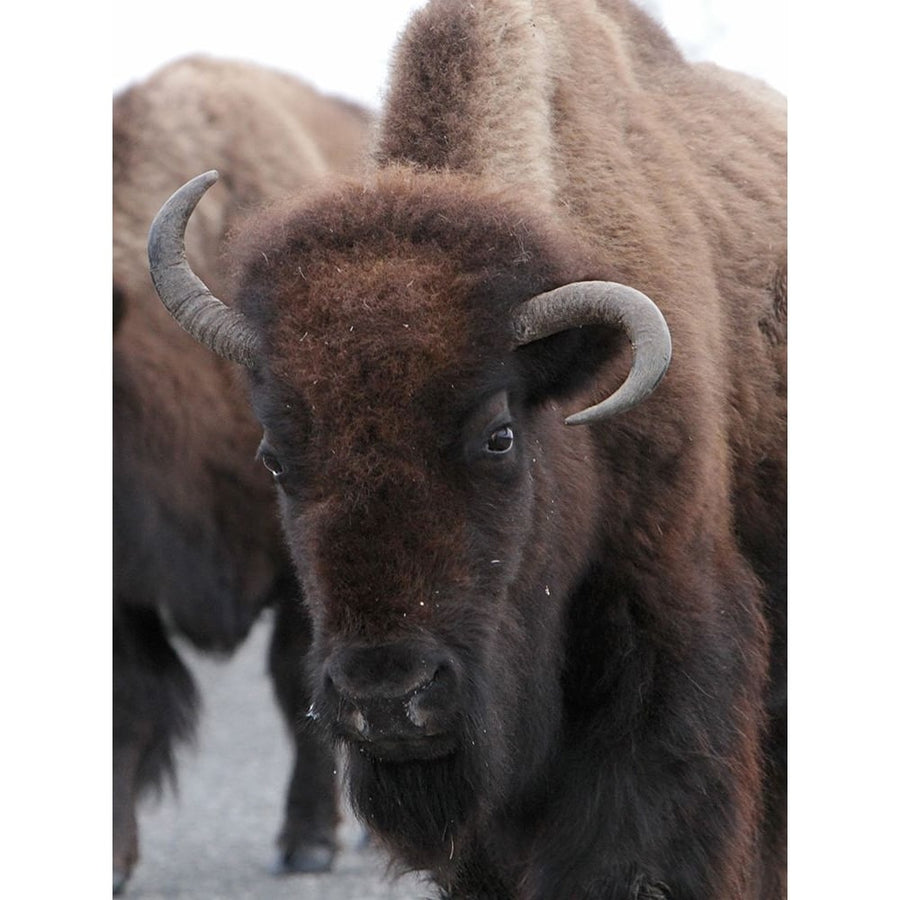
148, 170, 261, 368
512, 280, 672, 425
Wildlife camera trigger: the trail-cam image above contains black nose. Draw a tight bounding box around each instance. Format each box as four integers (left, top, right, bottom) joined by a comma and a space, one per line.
323, 643, 459, 758
327, 643, 443, 699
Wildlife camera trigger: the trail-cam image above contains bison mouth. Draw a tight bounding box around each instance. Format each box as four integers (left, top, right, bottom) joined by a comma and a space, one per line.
348, 732, 459, 763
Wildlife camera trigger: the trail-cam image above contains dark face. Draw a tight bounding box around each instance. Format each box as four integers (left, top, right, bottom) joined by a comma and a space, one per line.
235, 174, 614, 861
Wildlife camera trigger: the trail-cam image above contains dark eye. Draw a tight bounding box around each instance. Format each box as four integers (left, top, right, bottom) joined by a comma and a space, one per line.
485, 425, 514, 455
257, 441, 285, 477
261, 453, 284, 476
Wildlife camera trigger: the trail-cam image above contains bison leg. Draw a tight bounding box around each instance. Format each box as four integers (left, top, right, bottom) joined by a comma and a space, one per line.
267, 589, 339, 873
112, 725, 142, 895
113, 604, 198, 894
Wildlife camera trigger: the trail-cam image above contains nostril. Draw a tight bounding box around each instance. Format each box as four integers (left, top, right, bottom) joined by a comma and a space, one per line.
406, 694, 430, 729
405, 663, 456, 732
348, 707, 368, 737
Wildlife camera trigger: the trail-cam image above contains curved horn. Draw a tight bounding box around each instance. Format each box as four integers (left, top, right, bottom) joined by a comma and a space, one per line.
512, 281, 672, 425
147, 170, 261, 368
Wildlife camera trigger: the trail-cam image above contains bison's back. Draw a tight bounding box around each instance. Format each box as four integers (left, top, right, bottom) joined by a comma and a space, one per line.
114, 55, 371, 297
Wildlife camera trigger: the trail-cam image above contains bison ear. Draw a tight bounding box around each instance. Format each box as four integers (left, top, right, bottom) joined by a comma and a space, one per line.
514, 323, 628, 410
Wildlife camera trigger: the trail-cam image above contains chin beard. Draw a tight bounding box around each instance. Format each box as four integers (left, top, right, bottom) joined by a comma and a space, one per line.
343, 742, 483, 868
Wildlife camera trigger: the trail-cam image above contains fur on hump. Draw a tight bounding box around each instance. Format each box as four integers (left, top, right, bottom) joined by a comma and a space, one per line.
375, 0, 681, 213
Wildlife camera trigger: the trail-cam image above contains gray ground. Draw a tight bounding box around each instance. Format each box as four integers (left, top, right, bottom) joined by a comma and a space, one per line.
124, 610, 436, 899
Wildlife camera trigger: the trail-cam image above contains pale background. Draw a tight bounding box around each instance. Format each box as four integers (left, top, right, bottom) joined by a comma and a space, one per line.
111, 0, 787, 105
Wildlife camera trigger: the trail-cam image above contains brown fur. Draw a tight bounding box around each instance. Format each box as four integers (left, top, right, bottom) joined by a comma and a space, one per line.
113, 55, 371, 891
157, 3, 785, 898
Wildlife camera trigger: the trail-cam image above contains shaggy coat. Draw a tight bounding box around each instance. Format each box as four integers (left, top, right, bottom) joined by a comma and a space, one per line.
112, 55, 370, 892
155, 2, 786, 898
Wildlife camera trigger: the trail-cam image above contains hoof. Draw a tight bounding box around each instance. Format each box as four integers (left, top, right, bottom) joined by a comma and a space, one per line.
113, 868, 129, 895
271, 841, 336, 875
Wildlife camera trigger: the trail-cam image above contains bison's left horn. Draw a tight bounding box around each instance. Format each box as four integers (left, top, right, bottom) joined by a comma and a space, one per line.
513, 281, 672, 425
148, 170, 261, 368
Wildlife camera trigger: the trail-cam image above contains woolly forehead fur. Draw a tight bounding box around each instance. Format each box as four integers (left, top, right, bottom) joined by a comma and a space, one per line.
229, 168, 610, 636
232, 168, 604, 456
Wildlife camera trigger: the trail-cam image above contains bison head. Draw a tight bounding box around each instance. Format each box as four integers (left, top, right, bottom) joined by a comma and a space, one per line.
148, 169, 670, 867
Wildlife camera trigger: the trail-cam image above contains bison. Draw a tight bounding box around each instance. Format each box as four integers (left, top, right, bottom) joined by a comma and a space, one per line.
113, 55, 371, 893
146, 2, 786, 898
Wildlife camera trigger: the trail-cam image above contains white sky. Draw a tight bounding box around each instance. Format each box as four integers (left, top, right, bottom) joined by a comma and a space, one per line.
112, 0, 787, 107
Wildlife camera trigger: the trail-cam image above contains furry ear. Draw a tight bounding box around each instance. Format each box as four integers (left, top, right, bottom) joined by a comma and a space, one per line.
514, 323, 628, 410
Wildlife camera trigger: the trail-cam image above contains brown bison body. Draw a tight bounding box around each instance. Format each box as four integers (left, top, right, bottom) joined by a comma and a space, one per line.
149, 2, 786, 898
113, 55, 370, 893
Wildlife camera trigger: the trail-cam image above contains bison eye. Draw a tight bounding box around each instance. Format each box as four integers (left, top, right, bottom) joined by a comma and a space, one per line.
261, 452, 284, 477
256, 441, 285, 477
485, 425, 514, 455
